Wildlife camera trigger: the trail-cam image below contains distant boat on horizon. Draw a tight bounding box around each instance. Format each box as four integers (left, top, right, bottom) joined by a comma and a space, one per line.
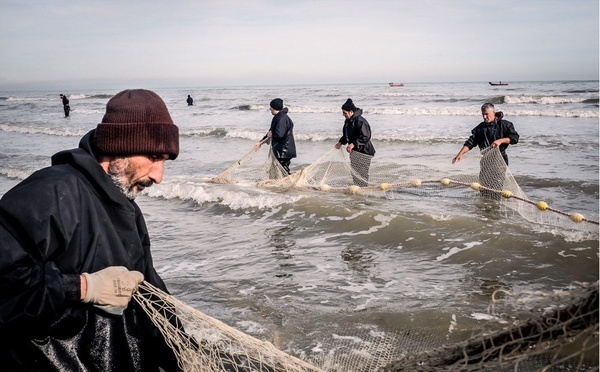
489, 81, 509, 86
389, 82, 404, 87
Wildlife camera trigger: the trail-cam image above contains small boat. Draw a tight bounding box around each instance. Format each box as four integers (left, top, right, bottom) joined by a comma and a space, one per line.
489, 81, 508, 86
389, 83, 404, 87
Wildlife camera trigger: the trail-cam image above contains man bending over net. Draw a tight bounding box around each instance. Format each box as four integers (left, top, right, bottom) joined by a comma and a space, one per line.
452, 102, 519, 199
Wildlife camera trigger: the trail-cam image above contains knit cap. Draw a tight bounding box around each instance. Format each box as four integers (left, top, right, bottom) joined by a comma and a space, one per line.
270, 98, 284, 111
341, 98, 357, 112
93, 89, 179, 160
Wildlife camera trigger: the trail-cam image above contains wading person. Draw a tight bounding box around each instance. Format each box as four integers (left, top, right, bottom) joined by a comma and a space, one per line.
0, 89, 181, 370
60, 93, 70, 117
452, 102, 519, 199
335, 98, 376, 186
255, 98, 296, 176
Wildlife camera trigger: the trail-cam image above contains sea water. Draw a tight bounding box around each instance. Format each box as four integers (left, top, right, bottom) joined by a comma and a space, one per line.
0, 81, 598, 361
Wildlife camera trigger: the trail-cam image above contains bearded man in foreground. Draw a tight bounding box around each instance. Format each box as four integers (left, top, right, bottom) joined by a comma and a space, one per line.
0, 89, 181, 371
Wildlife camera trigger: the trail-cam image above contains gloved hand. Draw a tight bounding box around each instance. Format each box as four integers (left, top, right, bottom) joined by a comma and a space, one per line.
82, 266, 144, 315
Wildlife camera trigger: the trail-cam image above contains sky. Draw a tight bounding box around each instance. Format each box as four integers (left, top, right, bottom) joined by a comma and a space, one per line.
0, 0, 598, 90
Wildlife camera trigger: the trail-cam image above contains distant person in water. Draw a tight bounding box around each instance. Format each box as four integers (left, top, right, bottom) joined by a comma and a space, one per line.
186, 95, 193, 106
452, 102, 519, 199
254, 98, 296, 176
335, 98, 376, 187
59, 94, 70, 117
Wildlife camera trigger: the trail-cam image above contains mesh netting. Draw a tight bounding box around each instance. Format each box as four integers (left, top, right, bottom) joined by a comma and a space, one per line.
380, 282, 599, 371
133, 281, 599, 372
210, 139, 290, 184
177, 146, 600, 371
133, 281, 321, 372
210, 145, 599, 233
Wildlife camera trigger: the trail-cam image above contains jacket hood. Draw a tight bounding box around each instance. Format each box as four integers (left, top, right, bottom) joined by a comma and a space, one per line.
51, 130, 132, 205
351, 108, 363, 119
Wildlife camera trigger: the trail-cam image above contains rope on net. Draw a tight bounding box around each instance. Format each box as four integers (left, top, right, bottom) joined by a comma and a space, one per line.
343, 176, 598, 226
289, 148, 598, 227
202, 143, 598, 231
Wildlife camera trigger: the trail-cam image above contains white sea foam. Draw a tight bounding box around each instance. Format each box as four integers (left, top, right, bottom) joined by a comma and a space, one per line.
226, 102, 598, 117
436, 241, 483, 261
0, 123, 86, 136
0, 166, 32, 180
68, 94, 88, 100
6, 96, 53, 102
235, 320, 267, 335
144, 179, 304, 210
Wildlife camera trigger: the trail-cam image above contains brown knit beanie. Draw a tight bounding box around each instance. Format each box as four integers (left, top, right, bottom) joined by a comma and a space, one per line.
93, 89, 179, 160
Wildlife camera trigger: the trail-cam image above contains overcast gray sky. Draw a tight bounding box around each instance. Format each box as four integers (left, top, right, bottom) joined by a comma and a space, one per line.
0, 0, 598, 90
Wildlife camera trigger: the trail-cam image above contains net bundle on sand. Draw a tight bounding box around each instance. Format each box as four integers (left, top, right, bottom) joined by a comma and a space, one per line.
133, 281, 599, 371
210, 145, 598, 234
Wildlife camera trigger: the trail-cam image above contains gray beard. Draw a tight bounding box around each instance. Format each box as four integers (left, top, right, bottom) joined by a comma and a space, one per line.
109, 172, 137, 200
107, 158, 138, 200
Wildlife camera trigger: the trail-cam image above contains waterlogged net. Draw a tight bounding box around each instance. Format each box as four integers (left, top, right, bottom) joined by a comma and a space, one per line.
380, 281, 599, 372
210, 145, 599, 233
133, 281, 599, 371
133, 281, 321, 372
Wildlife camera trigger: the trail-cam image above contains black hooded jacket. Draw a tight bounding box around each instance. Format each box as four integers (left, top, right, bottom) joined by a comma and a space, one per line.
0, 130, 178, 371
463, 113, 519, 164
264, 107, 296, 159
339, 109, 376, 156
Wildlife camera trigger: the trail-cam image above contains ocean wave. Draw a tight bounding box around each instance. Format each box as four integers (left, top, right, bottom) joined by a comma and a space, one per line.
581, 98, 599, 104
2, 94, 90, 101
0, 166, 32, 180
69, 94, 87, 100
144, 179, 304, 211
378, 92, 439, 98
0, 123, 87, 136
367, 107, 598, 118
504, 95, 597, 105
516, 175, 599, 194
231, 104, 256, 111
565, 89, 599, 94
185, 128, 228, 137
222, 103, 597, 118
179, 127, 594, 145
89, 94, 114, 99
508, 109, 598, 118
71, 108, 105, 115
5, 96, 52, 102
59, 93, 111, 100
179, 128, 465, 144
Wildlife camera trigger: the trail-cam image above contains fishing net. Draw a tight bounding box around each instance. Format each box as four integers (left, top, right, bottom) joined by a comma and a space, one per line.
185, 145, 600, 371
210, 144, 599, 233
133, 281, 321, 372
133, 281, 599, 371
379, 281, 599, 372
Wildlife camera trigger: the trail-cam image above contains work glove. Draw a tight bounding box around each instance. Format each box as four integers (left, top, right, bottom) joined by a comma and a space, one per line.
82, 266, 144, 315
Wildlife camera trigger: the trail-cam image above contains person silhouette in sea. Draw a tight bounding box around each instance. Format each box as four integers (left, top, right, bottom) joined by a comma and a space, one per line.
335, 98, 376, 187
254, 98, 296, 176
186, 95, 194, 106
59, 94, 70, 117
452, 102, 519, 199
